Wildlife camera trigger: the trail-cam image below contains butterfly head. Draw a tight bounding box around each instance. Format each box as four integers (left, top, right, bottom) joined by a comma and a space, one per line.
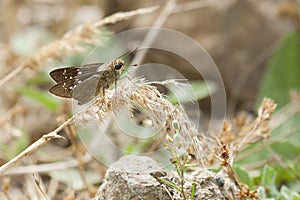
113, 59, 125, 71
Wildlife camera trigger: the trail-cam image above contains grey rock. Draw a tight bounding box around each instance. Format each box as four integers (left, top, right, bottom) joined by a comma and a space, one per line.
93, 155, 227, 200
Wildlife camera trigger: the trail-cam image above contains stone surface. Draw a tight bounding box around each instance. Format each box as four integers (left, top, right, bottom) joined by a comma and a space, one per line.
93, 155, 227, 200
94, 155, 170, 200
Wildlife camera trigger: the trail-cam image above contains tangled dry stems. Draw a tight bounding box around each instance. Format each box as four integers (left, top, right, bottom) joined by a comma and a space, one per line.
76, 78, 197, 160
74, 78, 278, 200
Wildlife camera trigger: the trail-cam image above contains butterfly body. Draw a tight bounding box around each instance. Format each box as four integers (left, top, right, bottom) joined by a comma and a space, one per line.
49, 59, 125, 105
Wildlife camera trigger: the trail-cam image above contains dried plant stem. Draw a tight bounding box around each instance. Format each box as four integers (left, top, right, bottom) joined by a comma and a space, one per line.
3, 191, 12, 200
270, 95, 300, 129
227, 45, 275, 116
5, 154, 91, 175
131, 0, 175, 67
1, 178, 12, 200
0, 104, 24, 127
47, 178, 59, 199
63, 120, 95, 196
33, 173, 50, 200
173, 0, 232, 13
236, 124, 300, 163
94, 6, 158, 27
298, 0, 300, 27
0, 65, 23, 88
0, 117, 74, 176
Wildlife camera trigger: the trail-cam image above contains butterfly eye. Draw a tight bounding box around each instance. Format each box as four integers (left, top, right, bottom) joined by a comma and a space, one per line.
114, 63, 123, 70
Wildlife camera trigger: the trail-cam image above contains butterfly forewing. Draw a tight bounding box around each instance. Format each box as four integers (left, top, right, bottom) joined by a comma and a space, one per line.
49, 63, 107, 99
50, 63, 104, 83
49, 55, 128, 105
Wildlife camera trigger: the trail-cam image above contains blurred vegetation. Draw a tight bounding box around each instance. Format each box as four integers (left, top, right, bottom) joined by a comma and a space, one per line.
0, 0, 300, 199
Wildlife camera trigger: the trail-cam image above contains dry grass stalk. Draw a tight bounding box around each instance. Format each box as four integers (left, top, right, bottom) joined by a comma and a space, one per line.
33, 173, 50, 200
0, 104, 25, 127
236, 92, 300, 163
75, 78, 198, 160
131, 0, 175, 66
0, 6, 158, 88
4, 154, 91, 175
217, 142, 258, 200
0, 43, 18, 70
219, 98, 276, 157
192, 98, 277, 169
0, 117, 73, 176
1, 177, 12, 200
62, 117, 96, 197
0, 77, 197, 176
194, 98, 277, 199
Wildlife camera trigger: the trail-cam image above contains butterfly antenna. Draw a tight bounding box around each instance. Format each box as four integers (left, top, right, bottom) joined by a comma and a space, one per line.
118, 47, 139, 59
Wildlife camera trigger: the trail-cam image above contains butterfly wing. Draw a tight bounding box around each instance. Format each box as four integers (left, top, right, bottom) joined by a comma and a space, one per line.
72, 75, 103, 105
49, 59, 122, 105
49, 63, 104, 83
48, 79, 74, 98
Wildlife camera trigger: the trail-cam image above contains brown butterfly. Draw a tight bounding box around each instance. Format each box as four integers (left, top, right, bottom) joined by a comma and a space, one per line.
49, 59, 126, 105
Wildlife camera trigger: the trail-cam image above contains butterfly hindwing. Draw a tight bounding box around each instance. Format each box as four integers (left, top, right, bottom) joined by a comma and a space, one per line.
48, 79, 75, 98
72, 75, 103, 105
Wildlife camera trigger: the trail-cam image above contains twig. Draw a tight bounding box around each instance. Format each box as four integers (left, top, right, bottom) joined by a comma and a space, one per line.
161, 184, 174, 200
1, 178, 12, 200
33, 173, 50, 200
236, 123, 300, 163
25, 175, 40, 200
227, 44, 276, 116
0, 104, 25, 127
130, 0, 176, 68
298, 0, 300, 27
94, 6, 158, 27
172, 0, 233, 13
0, 117, 74, 176
270, 100, 300, 130
0, 65, 23, 89
47, 178, 59, 199
63, 118, 95, 196
5, 154, 91, 175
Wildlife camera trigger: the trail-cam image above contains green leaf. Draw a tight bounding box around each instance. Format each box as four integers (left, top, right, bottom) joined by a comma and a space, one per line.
159, 177, 181, 192
19, 87, 59, 112
0, 133, 30, 159
280, 185, 300, 199
262, 165, 277, 186
167, 80, 217, 104
233, 165, 254, 189
26, 72, 51, 85
191, 181, 196, 200
13, 133, 30, 156
0, 142, 10, 159
257, 186, 267, 198
261, 165, 280, 197
257, 31, 300, 109
271, 141, 300, 160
